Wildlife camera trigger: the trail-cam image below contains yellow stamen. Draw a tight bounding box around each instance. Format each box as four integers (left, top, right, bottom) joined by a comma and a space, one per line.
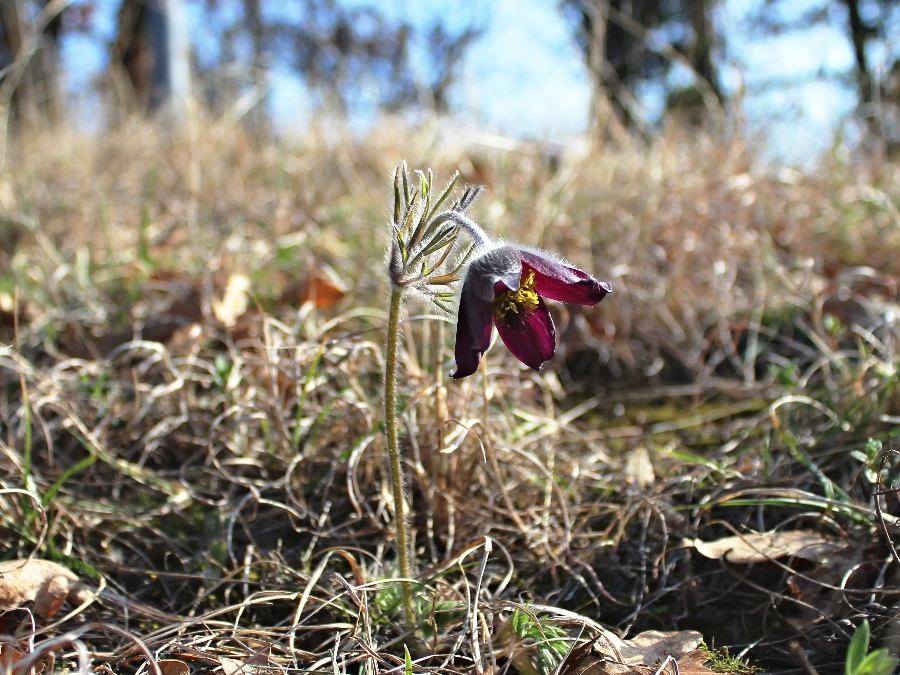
493, 270, 539, 325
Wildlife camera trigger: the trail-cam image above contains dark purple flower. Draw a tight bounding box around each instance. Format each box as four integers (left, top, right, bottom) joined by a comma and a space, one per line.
452, 245, 612, 379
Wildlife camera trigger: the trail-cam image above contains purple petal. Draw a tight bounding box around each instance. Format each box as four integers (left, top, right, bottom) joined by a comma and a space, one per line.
452, 278, 495, 379
494, 297, 556, 371
519, 250, 612, 305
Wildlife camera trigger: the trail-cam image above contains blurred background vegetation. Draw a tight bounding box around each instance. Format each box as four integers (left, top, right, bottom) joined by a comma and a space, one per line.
1, 0, 898, 155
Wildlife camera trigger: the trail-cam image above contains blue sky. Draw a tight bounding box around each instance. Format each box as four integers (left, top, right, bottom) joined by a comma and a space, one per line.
59, 0, 896, 161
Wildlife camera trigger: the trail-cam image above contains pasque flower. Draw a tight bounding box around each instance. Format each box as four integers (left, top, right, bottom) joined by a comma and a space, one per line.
380, 163, 610, 629
452, 245, 611, 379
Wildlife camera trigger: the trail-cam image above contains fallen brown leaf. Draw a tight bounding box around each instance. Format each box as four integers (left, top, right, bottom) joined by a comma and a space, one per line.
157, 659, 191, 675
783, 538, 862, 632
557, 639, 627, 675
0, 558, 93, 620
559, 630, 706, 675
690, 530, 841, 564
282, 266, 347, 309
619, 630, 703, 666
654, 649, 717, 675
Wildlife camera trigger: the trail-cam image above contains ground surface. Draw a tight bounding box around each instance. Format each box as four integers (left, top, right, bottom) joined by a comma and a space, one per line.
0, 120, 898, 674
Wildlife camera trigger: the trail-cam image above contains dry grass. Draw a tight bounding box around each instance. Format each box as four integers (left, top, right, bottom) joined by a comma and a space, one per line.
0, 115, 898, 673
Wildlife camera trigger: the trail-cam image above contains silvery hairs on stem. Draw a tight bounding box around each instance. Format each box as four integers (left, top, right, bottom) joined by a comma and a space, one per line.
387, 161, 489, 312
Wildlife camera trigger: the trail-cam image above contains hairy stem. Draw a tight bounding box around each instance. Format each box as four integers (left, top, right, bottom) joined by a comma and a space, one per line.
384, 286, 415, 627
428, 211, 491, 249
433, 319, 446, 455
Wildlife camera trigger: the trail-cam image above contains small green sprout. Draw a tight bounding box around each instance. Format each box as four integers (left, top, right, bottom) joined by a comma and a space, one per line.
845, 620, 898, 675
503, 607, 569, 675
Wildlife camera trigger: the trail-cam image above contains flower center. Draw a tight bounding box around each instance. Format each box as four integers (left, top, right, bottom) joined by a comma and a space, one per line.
493, 270, 539, 325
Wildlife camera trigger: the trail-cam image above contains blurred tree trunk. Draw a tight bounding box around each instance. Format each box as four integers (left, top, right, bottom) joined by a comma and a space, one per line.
241, 0, 268, 136
687, 0, 723, 103
582, 0, 630, 138
563, 0, 667, 137
586, 0, 609, 130
884, 59, 900, 155
113, 0, 191, 117
838, 0, 873, 108
0, 0, 64, 128
562, 0, 726, 135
